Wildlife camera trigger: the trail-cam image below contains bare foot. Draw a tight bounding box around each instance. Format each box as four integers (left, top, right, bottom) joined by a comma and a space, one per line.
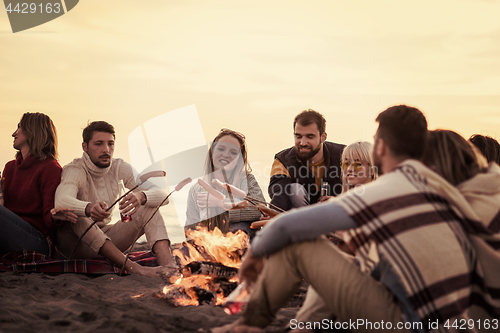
133, 265, 164, 278
158, 264, 182, 284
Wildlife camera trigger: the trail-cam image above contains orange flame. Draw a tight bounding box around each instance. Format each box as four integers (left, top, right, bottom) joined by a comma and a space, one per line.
173, 227, 248, 268
165, 227, 248, 306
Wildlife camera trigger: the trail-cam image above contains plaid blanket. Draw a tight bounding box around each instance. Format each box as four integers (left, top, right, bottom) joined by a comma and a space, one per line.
338, 160, 500, 332
0, 250, 158, 275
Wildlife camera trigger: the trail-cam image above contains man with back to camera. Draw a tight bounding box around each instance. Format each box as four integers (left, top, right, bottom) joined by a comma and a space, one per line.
55, 121, 176, 277
269, 109, 345, 211
214, 105, 495, 333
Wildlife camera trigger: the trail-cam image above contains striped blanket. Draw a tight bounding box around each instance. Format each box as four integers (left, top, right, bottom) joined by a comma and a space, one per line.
339, 160, 500, 332
0, 250, 158, 274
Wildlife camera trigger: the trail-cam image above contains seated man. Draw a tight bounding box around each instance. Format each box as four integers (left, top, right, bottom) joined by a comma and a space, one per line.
215, 105, 495, 332
269, 109, 345, 211
55, 121, 176, 277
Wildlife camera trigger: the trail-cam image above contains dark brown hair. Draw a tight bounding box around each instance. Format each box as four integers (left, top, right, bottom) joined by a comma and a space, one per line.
469, 134, 500, 165
82, 121, 115, 144
422, 130, 485, 186
293, 109, 326, 135
205, 130, 251, 182
18, 112, 58, 160
375, 105, 427, 159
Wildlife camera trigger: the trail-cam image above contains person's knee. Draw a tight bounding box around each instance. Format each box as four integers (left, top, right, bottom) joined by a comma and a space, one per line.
287, 183, 309, 208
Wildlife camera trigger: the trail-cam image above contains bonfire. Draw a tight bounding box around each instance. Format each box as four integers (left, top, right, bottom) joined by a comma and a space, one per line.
158, 227, 249, 306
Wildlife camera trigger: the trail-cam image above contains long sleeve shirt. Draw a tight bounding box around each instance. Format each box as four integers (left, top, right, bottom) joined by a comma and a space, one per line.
55, 152, 167, 227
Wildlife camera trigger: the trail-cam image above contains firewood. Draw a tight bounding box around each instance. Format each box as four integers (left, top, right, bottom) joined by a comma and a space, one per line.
182, 261, 238, 279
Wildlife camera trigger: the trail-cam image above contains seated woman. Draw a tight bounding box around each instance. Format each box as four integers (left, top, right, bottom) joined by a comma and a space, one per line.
468, 134, 500, 165
185, 129, 264, 237
0, 112, 76, 257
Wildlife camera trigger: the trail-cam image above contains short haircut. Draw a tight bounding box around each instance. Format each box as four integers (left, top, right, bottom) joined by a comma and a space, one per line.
469, 134, 500, 165
375, 105, 427, 159
19, 112, 58, 160
422, 130, 485, 186
293, 109, 326, 135
341, 141, 378, 192
82, 121, 115, 144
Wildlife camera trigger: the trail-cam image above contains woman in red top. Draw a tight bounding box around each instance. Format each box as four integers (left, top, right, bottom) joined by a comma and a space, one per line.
0, 112, 76, 257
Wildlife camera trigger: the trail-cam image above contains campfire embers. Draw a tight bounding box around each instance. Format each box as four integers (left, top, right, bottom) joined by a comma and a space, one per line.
160, 227, 248, 306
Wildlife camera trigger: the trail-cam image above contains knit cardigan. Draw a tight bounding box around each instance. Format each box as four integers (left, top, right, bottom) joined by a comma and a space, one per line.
185, 173, 264, 229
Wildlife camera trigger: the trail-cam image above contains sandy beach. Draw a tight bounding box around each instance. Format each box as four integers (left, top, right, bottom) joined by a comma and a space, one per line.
0, 242, 306, 333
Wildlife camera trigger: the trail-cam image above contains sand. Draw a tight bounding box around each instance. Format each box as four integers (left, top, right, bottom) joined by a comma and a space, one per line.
0, 243, 305, 333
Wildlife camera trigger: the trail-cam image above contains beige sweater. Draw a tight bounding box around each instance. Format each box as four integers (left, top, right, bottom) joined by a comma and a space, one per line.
55, 152, 168, 227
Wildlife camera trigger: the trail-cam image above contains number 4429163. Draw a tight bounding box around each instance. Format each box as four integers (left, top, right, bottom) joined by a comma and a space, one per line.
5, 3, 61, 14
444, 319, 498, 330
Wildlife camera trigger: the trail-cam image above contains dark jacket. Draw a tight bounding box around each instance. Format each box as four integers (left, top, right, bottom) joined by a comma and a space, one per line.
269, 141, 345, 210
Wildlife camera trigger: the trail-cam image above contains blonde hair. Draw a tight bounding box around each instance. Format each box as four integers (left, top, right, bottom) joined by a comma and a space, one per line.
341, 141, 377, 193
18, 112, 58, 160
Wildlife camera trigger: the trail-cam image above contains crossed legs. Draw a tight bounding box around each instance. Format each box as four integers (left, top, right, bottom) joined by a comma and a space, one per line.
241, 237, 410, 333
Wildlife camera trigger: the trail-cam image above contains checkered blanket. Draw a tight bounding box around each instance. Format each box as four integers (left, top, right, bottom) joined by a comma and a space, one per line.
0, 250, 158, 275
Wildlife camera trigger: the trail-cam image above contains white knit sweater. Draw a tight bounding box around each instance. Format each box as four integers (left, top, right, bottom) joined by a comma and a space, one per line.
55, 152, 168, 227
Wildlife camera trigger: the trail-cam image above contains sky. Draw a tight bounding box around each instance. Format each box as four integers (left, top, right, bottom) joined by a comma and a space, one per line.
1, 0, 500, 240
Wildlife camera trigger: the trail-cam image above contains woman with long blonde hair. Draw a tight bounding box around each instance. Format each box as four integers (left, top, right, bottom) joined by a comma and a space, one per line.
0, 112, 76, 257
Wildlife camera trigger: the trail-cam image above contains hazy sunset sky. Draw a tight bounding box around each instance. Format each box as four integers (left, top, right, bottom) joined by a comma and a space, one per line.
1, 0, 500, 209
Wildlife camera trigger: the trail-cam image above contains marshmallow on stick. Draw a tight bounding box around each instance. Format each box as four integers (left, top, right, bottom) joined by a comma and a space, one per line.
197, 178, 225, 200
211, 179, 247, 199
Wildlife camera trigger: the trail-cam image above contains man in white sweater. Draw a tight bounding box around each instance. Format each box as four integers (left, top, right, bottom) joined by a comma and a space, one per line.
55, 121, 176, 277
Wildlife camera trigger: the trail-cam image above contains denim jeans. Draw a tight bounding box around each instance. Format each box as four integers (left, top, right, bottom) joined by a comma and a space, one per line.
0, 205, 49, 256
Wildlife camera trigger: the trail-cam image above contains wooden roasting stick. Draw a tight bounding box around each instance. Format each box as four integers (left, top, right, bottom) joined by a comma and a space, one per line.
250, 204, 281, 229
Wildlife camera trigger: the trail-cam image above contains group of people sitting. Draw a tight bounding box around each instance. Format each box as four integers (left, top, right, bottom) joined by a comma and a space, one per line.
0, 115, 176, 277
1, 106, 499, 332
211, 106, 500, 332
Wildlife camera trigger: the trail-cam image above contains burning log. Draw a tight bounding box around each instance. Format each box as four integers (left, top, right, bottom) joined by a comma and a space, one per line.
161, 284, 217, 306
188, 286, 217, 305
163, 227, 248, 306
182, 261, 238, 280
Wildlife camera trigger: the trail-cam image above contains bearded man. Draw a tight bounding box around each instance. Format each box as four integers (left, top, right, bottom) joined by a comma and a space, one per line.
268, 109, 345, 211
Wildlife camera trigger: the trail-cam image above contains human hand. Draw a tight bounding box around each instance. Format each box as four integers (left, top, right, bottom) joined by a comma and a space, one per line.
197, 192, 224, 209
51, 208, 78, 223
319, 195, 333, 203
86, 201, 110, 222
119, 191, 145, 216
238, 250, 265, 287
259, 214, 271, 221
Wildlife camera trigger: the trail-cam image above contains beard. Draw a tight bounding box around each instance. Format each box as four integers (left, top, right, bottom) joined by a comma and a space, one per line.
92, 154, 111, 168
295, 143, 321, 162
94, 161, 111, 168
